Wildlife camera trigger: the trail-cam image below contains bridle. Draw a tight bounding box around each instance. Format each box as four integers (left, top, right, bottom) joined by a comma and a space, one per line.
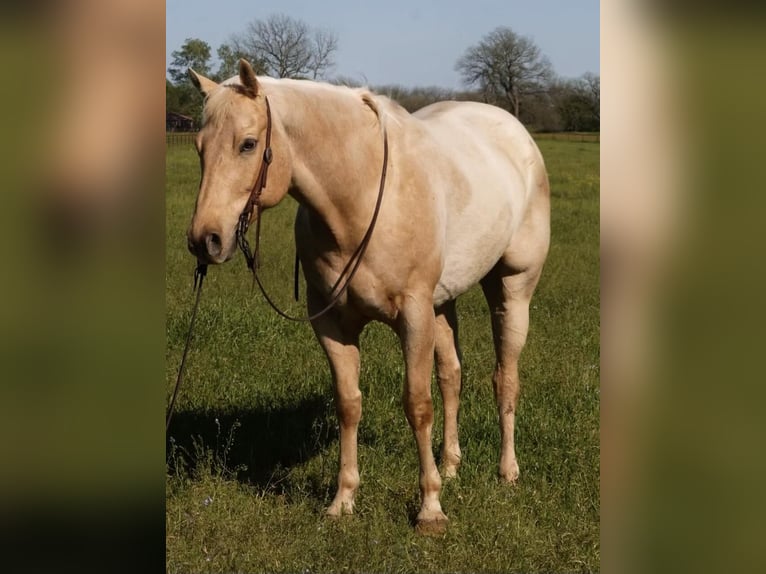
235, 97, 274, 274
235, 95, 389, 323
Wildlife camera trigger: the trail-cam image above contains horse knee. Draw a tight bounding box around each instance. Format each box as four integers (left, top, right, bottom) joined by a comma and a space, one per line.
403, 392, 434, 429
335, 391, 361, 426
437, 360, 461, 391
492, 365, 520, 409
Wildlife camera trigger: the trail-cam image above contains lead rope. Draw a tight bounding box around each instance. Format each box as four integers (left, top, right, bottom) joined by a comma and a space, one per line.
166, 262, 208, 432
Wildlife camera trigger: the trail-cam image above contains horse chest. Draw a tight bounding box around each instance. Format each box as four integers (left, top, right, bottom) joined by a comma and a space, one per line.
301, 254, 408, 322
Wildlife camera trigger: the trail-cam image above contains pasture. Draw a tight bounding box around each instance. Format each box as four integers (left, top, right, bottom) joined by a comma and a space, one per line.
166, 138, 599, 573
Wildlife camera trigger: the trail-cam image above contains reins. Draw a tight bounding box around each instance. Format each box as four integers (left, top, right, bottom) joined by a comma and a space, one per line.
166, 262, 207, 432
236, 95, 389, 323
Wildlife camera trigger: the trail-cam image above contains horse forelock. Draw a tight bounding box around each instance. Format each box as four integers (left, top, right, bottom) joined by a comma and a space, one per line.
201, 87, 233, 127
201, 84, 260, 127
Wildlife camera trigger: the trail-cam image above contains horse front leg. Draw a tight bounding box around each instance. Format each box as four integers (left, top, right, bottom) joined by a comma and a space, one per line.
397, 292, 448, 534
308, 287, 364, 516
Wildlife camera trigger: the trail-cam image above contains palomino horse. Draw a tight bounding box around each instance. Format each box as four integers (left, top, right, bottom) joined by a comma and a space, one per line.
187, 60, 550, 533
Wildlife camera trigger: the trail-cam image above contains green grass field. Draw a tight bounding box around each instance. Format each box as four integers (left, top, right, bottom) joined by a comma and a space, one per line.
166, 138, 599, 573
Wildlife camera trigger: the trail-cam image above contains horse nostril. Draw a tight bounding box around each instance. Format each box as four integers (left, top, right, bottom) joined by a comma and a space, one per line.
206, 232, 222, 258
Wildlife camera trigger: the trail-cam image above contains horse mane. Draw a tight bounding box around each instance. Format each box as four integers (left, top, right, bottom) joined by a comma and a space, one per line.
211, 76, 405, 131
357, 89, 405, 131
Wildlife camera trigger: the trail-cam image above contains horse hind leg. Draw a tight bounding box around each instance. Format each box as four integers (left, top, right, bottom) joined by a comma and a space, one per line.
481, 263, 543, 482
434, 301, 462, 478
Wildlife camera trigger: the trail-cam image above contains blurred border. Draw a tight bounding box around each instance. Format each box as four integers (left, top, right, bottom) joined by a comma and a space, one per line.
0, 1, 165, 572
603, 2, 766, 573
3, 0, 765, 571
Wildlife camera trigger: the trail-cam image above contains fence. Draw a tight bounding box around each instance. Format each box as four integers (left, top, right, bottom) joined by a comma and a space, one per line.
168, 131, 599, 146
166, 132, 197, 146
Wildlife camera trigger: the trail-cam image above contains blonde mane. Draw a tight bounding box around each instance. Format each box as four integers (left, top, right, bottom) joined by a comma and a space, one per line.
210, 74, 403, 131
201, 87, 238, 126
358, 89, 404, 130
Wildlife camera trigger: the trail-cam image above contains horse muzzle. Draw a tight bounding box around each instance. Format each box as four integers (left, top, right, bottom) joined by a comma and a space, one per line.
187, 227, 231, 264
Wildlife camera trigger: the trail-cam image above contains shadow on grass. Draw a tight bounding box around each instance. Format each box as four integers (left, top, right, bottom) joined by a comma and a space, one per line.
166, 394, 337, 493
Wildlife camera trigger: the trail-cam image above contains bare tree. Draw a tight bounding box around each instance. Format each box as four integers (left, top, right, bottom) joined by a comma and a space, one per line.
309, 28, 338, 79
232, 14, 338, 79
455, 27, 553, 117
581, 72, 600, 122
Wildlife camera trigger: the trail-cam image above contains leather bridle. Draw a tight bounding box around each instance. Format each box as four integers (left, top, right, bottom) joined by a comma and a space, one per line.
235, 95, 389, 323
235, 97, 274, 274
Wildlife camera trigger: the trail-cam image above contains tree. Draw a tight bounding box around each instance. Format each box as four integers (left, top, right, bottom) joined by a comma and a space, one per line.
231, 14, 338, 79
309, 29, 339, 80
215, 43, 267, 82
581, 72, 600, 123
550, 73, 600, 131
455, 27, 553, 118
373, 85, 467, 113
167, 38, 215, 125
168, 38, 212, 85
166, 79, 180, 113
166, 79, 204, 128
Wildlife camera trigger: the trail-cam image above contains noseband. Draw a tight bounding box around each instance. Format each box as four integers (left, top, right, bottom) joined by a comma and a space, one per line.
235, 95, 389, 323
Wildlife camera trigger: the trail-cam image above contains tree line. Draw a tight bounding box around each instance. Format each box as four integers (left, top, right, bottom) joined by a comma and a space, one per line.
167, 14, 599, 133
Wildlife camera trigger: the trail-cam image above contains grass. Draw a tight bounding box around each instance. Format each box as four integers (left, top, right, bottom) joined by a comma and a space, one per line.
166, 139, 599, 573
532, 132, 600, 143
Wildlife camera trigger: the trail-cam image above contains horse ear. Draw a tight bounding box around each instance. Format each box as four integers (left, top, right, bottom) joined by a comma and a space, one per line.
238, 59, 260, 97
188, 69, 218, 97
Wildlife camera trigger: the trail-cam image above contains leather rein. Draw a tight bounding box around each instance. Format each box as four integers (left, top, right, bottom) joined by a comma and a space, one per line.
235, 95, 389, 322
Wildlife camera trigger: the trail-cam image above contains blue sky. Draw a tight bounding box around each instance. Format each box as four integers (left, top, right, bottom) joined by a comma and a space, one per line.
167, 0, 599, 88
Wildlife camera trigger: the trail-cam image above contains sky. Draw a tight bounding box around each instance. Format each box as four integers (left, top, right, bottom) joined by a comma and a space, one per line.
167, 0, 599, 89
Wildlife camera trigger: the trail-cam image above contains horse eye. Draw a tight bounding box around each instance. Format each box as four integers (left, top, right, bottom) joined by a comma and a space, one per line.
240, 139, 257, 153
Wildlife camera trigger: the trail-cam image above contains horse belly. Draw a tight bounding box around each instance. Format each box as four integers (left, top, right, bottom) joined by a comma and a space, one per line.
433, 185, 518, 306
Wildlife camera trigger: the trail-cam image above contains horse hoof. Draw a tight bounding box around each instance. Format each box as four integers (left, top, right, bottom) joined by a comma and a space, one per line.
415, 514, 448, 536
499, 461, 520, 483
442, 465, 459, 479
326, 500, 354, 518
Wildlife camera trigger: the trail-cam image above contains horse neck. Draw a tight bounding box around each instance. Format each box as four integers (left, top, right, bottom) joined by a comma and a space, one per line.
270, 83, 386, 245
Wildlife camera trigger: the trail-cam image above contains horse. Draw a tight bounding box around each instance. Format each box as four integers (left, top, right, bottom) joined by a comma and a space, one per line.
186, 59, 550, 533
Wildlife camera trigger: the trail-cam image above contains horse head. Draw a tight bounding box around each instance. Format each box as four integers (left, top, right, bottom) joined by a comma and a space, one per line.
186, 59, 289, 264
